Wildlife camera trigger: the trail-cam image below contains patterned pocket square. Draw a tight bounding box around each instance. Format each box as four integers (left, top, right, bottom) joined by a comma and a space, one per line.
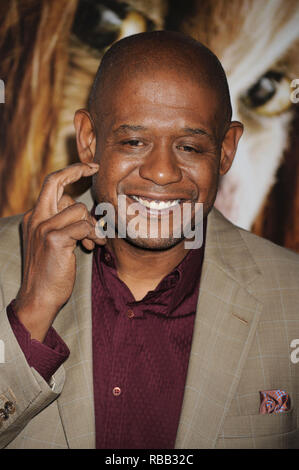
259, 389, 291, 414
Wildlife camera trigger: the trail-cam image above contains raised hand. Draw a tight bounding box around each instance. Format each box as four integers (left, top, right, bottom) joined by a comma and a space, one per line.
14, 163, 105, 342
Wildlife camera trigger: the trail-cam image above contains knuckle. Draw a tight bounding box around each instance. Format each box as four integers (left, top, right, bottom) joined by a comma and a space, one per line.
78, 219, 92, 235
45, 230, 60, 248
44, 171, 59, 186
82, 219, 91, 230
75, 202, 88, 219
36, 220, 49, 238
57, 194, 75, 211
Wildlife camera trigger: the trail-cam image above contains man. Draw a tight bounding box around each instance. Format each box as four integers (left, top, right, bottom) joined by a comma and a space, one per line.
0, 31, 299, 449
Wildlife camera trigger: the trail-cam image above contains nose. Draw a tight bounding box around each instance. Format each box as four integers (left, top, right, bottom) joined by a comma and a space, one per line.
139, 143, 182, 186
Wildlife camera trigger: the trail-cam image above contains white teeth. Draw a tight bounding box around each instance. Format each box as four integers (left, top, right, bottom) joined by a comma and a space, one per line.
130, 196, 180, 210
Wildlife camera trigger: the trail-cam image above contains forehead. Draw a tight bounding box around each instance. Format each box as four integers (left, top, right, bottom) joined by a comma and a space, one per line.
98, 70, 220, 134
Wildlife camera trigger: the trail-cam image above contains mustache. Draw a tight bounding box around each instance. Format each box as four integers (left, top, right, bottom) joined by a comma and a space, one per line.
119, 185, 197, 201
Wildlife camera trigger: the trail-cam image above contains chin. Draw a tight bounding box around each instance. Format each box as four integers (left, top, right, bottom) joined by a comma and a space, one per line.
124, 235, 185, 252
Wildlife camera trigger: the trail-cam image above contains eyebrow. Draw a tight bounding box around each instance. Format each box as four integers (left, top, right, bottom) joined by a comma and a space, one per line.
182, 127, 207, 135
113, 124, 147, 134
182, 127, 213, 140
112, 124, 213, 141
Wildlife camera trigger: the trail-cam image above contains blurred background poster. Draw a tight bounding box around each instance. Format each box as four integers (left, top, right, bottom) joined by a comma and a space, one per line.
0, 0, 298, 250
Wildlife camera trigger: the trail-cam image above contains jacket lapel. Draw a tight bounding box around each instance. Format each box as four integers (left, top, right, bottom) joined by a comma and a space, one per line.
175, 208, 263, 448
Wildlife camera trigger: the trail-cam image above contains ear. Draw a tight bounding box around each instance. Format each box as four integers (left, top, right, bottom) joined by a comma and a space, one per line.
219, 121, 243, 175
74, 109, 96, 164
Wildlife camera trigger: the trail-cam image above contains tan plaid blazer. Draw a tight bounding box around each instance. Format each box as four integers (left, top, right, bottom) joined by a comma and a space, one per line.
1, 190, 299, 449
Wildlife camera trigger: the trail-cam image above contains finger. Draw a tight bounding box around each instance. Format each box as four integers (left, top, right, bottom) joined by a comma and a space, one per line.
46, 220, 105, 250
33, 163, 99, 222
36, 203, 106, 248
21, 208, 34, 248
57, 194, 76, 212
36, 202, 93, 236
82, 238, 95, 251
55, 202, 106, 248
22, 208, 33, 233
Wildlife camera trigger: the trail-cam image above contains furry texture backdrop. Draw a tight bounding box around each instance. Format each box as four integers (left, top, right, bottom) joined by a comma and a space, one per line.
0, 0, 298, 250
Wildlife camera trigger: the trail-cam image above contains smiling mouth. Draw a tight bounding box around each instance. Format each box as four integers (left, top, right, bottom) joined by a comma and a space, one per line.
128, 195, 185, 211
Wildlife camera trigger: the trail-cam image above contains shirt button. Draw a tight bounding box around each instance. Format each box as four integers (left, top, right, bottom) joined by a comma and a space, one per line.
127, 309, 135, 319
112, 386, 121, 397
104, 253, 111, 263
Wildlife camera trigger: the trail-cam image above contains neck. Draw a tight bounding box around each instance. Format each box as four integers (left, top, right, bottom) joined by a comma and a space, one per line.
106, 238, 189, 300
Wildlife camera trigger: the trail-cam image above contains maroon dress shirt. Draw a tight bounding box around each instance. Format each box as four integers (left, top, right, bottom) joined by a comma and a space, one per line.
7, 224, 205, 449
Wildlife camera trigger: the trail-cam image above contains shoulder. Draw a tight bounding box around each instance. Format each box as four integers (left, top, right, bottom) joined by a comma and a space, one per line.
237, 224, 299, 281
208, 208, 299, 291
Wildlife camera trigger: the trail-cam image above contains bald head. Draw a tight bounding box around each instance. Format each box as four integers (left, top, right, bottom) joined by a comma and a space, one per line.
88, 31, 232, 136
74, 30, 243, 251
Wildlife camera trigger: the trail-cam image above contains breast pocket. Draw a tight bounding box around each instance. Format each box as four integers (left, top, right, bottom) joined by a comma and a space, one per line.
216, 408, 299, 449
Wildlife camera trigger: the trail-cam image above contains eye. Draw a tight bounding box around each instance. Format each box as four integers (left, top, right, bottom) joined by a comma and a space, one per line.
72, 0, 154, 51
177, 145, 200, 153
241, 71, 292, 117
123, 139, 143, 147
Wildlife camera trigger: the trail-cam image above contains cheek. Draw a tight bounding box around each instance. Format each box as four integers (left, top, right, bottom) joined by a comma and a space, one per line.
92, 155, 118, 202
190, 160, 220, 203
93, 151, 136, 202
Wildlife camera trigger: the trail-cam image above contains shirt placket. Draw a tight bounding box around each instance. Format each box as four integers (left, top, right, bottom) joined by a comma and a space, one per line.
102, 303, 139, 448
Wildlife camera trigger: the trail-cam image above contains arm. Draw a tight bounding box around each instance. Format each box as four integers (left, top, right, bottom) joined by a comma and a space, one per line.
0, 301, 66, 448
0, 163, 105, 448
